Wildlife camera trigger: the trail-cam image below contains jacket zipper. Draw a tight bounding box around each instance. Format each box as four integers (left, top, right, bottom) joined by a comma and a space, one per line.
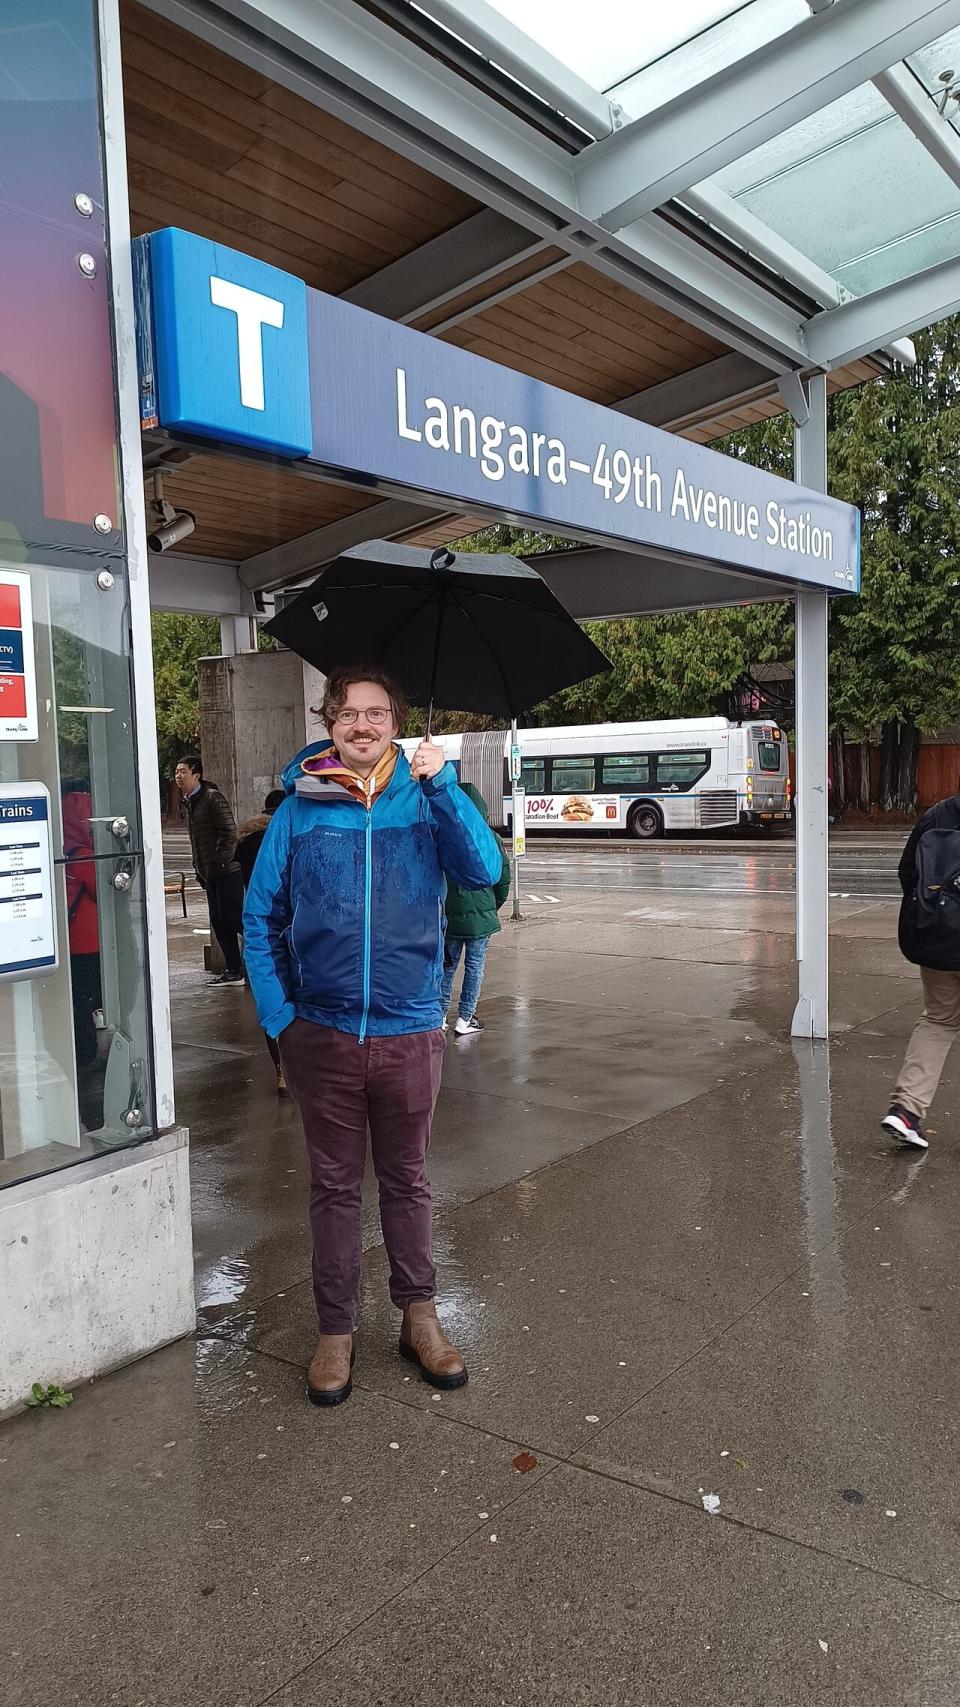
359, 807, 373, 1043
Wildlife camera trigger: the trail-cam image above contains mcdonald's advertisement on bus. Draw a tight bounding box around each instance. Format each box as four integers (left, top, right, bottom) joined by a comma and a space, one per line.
524, 794, 623, 828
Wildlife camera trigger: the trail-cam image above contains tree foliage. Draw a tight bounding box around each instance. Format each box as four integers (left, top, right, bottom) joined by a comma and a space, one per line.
151, 613, 220, 783
828, 322, 960, 809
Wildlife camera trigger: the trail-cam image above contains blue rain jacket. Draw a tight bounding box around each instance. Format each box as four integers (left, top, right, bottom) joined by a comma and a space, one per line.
242, 741, 503, 1040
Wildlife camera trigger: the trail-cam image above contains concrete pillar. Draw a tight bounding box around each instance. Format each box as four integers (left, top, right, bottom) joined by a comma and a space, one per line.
198, 650, 326, 824
791, 373, 830, 1040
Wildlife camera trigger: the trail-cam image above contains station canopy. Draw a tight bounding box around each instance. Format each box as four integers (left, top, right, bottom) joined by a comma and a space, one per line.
132, 0, 960, 619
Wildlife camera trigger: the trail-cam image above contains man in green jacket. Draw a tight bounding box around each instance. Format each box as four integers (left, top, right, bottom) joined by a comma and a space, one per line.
440, 782, 511, 1036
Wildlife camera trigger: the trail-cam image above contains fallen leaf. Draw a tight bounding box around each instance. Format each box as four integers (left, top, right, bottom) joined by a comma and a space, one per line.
512, 1452, 538, 1473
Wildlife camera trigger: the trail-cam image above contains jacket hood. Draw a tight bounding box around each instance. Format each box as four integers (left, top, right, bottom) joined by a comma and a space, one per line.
459, 781, 488, 823
237, 813, 272, 840
280, 739, 407, 794
280, 739, 334, 791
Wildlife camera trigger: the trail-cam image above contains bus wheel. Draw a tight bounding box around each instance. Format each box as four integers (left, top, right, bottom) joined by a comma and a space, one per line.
627, 802, 663, 840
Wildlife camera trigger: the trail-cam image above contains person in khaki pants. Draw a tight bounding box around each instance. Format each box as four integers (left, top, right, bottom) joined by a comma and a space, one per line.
884, 790, 960, 1150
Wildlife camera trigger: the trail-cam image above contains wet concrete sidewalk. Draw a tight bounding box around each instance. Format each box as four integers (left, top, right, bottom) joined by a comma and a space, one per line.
4, 875, 960, 1705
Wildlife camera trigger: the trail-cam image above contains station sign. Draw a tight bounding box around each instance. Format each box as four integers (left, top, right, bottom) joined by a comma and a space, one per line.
135, 228, 860, 594
512, 787, 526, 859
0, 781, 58, 982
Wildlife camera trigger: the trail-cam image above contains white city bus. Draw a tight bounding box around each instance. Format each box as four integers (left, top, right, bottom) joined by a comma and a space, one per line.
407, 718, 790, 838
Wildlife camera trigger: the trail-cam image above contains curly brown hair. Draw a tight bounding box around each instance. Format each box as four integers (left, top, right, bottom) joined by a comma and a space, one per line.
317, 665, 408, 732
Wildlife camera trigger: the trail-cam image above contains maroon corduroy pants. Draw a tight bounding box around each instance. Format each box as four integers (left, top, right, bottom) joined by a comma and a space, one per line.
278, 1017, 444, 1332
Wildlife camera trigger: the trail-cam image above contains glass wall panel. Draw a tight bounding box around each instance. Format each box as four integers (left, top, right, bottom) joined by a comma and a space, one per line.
0, 557, 153, 1187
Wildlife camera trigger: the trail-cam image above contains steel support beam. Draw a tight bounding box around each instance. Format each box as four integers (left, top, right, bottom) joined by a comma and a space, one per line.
611, 215, 806, 368
682, 183, 844, 308
410, 0, 616, 139
237, 498, 464, 591
614, 352, 780, 431
342, 209, 551, 322
530, 545, 795, 620
791, 373, 830, 1041
804, 253, 960, 367
873, 61, 960, 189
574, 0, 960, 229
148, 552, 249, 615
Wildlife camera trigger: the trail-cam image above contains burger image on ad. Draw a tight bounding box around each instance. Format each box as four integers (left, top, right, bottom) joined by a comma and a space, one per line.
561, 796, 594, 823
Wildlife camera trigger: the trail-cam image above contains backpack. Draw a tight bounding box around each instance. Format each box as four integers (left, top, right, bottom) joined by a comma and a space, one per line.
898, 805, 960, 970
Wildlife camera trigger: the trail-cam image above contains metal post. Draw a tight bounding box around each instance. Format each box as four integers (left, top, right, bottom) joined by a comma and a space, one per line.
510, 717, 522, 922
791, 372, 829, 1040
99, 0, 176, 1128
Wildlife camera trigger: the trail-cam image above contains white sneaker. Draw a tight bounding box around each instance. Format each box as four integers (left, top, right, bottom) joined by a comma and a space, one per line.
455, 1015, 485, 1036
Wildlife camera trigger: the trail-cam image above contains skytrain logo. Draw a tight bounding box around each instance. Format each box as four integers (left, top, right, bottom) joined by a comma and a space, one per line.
146, 230, 311, 456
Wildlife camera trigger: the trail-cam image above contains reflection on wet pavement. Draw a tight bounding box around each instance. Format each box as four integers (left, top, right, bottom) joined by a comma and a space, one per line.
4, 843, 960, 1706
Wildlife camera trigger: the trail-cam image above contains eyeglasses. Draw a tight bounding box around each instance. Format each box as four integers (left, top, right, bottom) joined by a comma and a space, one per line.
335, 706, 392, 726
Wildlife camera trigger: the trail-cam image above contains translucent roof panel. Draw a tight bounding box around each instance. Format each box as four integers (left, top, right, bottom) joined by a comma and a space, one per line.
706, 82, 960, 297
480, 0, 805, 100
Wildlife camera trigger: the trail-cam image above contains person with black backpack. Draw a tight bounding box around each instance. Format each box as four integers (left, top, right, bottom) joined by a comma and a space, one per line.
883, 788, 960, 1149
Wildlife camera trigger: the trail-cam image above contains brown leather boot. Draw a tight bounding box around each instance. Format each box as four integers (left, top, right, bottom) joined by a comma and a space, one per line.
306, 1334, 355, 1407
399, 1300, 468, 1390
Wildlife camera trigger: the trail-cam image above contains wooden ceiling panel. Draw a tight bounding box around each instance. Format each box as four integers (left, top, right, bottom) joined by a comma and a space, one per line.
120, 0, 475, 293
440, 262, 728, 403
151, 459, 381, 561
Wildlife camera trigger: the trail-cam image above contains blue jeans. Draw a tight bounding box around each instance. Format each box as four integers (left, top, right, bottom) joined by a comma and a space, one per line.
441, 935, 490, 1019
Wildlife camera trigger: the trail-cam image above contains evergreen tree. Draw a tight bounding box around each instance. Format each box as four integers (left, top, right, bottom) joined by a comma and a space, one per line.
829, 321, 960, 812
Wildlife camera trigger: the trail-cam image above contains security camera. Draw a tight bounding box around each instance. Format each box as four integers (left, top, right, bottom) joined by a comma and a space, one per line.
147, 508, 196, 552
145, 469, 196, 553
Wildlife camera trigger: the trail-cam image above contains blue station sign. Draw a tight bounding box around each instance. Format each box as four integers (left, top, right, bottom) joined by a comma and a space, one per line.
134, 228, 860, 593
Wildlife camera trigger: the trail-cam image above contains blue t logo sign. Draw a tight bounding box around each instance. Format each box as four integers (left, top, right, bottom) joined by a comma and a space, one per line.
147, 229, 312, 456
209, 277, 285, 412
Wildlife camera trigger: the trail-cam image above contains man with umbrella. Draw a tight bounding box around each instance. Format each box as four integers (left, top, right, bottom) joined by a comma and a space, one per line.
243, 663, 503, 1407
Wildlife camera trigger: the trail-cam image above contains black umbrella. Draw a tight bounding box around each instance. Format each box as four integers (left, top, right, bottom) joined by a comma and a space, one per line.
264, 539, 610, 726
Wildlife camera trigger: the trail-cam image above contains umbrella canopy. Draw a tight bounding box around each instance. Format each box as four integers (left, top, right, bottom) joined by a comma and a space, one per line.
264, 540, 610, 720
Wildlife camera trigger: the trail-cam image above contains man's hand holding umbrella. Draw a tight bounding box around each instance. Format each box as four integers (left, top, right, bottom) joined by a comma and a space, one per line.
409, 739, 446, 782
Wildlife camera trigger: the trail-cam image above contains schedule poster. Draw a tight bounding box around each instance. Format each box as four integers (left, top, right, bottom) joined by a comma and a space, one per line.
0, 782, 58, 981
0, 570, 38, 743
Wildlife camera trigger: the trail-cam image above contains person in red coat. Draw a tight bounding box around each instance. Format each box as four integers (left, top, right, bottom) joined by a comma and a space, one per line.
62, 784, 101, 1069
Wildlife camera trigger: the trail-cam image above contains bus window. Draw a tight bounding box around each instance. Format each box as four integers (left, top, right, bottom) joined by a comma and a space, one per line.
553, 757, 595, 792
602, 754, 650, 787
757, 742, 782, 772
656, 750, 709, 788
520, 758, 546, 791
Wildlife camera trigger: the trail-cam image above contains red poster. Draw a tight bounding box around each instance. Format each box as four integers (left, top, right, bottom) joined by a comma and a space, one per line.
0, 674, 27, 718
0, 585, 22, 629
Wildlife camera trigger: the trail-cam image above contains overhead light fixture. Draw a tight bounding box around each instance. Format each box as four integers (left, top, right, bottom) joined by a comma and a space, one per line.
146, 472, 195, 554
